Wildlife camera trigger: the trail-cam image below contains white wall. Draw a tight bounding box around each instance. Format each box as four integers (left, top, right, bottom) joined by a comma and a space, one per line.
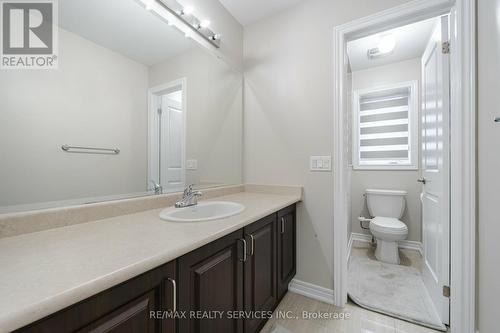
477, 0, 500, 331
350, 58, 422, 242
149, 46, 243, 187
243, 0, 411, 290
0, 29, 149, 207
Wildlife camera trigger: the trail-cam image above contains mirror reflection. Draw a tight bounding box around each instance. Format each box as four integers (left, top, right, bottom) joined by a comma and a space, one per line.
0, 0, 243, 212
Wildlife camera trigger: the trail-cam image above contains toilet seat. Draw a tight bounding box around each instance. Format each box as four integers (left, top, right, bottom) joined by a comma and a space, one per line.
370, 216, 408, 235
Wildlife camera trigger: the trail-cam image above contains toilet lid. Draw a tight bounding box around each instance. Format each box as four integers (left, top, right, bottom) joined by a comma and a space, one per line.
370, 216, 408, 234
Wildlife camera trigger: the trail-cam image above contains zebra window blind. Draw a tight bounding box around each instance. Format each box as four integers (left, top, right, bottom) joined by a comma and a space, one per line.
354, 84, 416, 168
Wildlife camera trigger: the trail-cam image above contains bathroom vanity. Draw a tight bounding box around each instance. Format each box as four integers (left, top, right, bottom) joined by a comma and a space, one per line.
15, 205, 295, 333
0, 188, 300, 333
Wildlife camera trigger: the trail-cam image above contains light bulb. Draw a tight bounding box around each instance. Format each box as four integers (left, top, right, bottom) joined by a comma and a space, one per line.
144, 0, 154, 10
200, 20, 210, 28
182, 6, 194, 15
378, 34, 396, 54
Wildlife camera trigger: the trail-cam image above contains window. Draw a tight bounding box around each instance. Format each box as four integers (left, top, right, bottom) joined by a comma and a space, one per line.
352, 81, 418, 170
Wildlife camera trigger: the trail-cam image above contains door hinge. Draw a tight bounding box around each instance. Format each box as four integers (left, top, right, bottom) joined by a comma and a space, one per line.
442, 41, 450, 54
443, 285, 450, 298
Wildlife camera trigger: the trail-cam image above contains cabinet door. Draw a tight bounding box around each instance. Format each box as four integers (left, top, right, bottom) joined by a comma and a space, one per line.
277, 205, 297, 300
243, 214, 278, 333
178, 230, 244, 333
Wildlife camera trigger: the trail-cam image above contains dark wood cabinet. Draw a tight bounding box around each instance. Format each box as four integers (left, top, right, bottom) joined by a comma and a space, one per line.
243, 214, 278, 333
16, 261, 176, 333
17, 205, 297, 333
177, 230, 245, 333
75, 290, 157, 333
277, 205, 297, 300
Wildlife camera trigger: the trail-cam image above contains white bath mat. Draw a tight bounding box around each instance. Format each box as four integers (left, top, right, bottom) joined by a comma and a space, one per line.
348, 256, 446, 331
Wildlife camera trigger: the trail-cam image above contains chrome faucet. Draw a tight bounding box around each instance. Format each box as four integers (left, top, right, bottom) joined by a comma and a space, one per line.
175, 185, 202, 208
150, 180, 163, 195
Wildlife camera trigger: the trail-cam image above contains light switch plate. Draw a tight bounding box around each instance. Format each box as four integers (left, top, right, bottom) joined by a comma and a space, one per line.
310, 156, 332, 171
186, 159, 198, 170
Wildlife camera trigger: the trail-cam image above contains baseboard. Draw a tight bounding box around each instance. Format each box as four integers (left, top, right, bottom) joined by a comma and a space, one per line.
398, 239, 424, 256
349, 232, 423, 256
288, 279, 334, 305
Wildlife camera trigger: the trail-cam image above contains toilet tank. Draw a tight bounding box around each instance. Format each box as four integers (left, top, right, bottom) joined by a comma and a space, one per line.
365, 189, 407, 218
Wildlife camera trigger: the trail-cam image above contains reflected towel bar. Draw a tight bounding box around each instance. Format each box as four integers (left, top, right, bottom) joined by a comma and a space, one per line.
61, 145, 120, 154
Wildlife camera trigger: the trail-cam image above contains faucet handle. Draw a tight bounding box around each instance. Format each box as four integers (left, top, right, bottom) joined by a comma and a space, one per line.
184, 184, 194, 196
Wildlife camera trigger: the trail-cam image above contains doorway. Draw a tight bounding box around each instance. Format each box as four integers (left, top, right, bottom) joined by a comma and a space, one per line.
332, 1, 476, 333
148, 79, 187, 193
345, 15, 449, 331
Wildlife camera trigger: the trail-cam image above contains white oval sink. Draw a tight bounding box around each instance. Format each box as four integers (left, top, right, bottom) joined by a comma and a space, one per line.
159, 201, 245, 222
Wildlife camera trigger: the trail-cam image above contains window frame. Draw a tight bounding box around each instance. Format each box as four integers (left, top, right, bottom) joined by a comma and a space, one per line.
352, 80, 419, 170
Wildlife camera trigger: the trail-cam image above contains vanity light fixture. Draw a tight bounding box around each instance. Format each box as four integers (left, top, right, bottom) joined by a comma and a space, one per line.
200, 20, 210, 28
179, 5, 194, 15
151, 0, 221, 48
144, 0, 154, 10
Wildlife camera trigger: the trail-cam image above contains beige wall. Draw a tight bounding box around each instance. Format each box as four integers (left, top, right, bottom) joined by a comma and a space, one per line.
477, 0, 500, 331
243, 0, 411, 290
0, 29, 149, 208
350, 59, 422, 241
149, 46, 243, 187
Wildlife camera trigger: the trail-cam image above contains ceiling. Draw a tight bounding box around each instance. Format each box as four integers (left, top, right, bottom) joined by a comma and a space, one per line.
59, 0, 194, 66
218, 0, 304, 26
347, 18, 438, 72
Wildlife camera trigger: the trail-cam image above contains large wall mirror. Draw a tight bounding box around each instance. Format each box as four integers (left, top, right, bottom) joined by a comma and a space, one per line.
0, 0, 243, 213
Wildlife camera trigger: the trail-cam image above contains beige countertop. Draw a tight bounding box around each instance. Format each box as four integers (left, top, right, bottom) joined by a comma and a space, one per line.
0, 190, 301, 333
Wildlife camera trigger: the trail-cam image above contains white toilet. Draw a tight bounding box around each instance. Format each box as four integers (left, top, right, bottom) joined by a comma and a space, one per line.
366, 189, 408, 265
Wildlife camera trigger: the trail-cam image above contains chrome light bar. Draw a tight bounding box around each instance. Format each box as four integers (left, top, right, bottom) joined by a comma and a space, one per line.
154, 0, 220, 48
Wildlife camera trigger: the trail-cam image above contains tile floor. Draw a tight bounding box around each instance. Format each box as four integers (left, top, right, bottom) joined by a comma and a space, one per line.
260, 292, 443, 333
260, 242, 445, 333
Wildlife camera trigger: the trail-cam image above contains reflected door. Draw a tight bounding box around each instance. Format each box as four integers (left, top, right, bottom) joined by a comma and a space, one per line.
159, 94, 184, 191
148, 83, 185, 193
420, 15, 450, 325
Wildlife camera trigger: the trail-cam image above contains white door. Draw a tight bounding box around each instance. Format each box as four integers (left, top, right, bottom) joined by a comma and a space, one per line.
159, 93, 184, 192
420, 15, 450, 325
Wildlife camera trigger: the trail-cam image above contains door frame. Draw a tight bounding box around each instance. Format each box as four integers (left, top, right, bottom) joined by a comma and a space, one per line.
147, 78, 187, 192
332, 1, 476, 332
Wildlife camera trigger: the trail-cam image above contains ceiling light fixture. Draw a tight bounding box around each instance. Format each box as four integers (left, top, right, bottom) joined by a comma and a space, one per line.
377, 33, 396, 54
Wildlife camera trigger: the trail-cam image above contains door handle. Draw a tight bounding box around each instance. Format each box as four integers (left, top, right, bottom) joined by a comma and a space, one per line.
495, 116, 500, 122
281, 217, 285, 234
246, 234, 255, 256
417, 177, 427, 185
167, 278, 176, 313
238, 238, 247, 262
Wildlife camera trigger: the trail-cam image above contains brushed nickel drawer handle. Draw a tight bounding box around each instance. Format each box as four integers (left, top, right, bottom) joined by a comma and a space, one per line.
167, 277, 176, 313
281, 217, 285, 234
247, 234, 255, 256
238, 238, 247, 262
